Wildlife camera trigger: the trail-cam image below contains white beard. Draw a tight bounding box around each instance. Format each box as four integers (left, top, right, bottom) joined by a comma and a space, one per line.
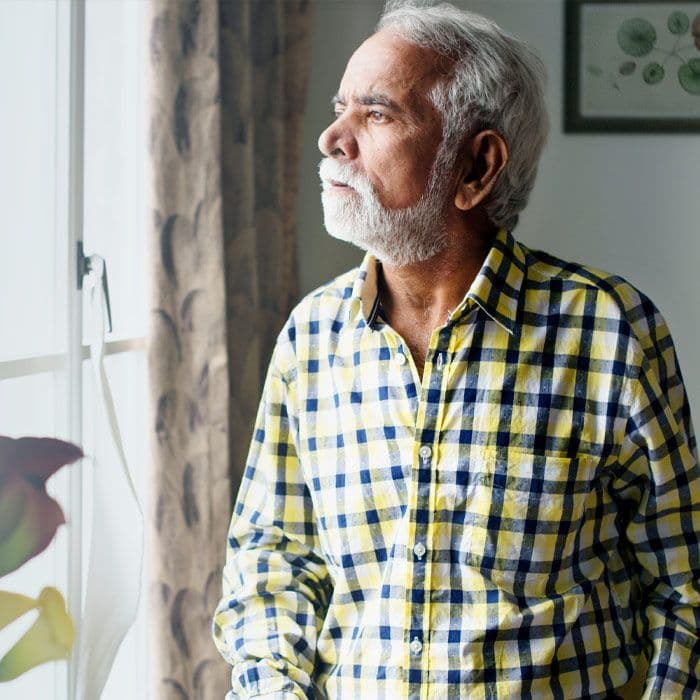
318, 145, 455, 268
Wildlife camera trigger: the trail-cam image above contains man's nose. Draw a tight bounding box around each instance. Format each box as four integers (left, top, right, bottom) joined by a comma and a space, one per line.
318, 118, 358, 159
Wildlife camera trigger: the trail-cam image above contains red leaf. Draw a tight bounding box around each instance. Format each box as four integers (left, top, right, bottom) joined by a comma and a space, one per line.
0, 436, 82, 577
0, 437, 83, 483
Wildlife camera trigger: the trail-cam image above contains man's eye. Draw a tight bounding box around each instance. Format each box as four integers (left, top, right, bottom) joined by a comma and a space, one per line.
369, 110, 388, 123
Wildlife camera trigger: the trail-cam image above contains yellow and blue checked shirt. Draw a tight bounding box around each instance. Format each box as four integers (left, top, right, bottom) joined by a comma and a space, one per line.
213, 229, 700, 699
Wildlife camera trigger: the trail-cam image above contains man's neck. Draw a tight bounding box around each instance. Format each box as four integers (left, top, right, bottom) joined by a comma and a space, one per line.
378, 225, 495, 327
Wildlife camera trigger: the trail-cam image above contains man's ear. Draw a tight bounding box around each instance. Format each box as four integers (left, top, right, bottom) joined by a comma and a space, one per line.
454, 130, 509, 212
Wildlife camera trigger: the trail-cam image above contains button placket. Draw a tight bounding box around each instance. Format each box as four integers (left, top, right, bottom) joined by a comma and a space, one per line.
409, 636, 423, 655
413, 542, 426, 559
436, 351, 444, 372
405, 340, 446, 694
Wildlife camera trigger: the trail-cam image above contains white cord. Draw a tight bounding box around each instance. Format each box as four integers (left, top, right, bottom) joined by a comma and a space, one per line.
74, 255, 144, 699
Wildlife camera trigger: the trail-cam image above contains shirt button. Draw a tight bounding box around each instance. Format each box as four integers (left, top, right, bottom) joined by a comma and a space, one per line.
413, 542, 426, 559
396, 352, 407, 365
419, 445, 432, 461
409, 636, 423, 655
436, 352, 444, 371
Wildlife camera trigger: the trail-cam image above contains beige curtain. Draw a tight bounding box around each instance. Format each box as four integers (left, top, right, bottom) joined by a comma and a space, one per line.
146, 1, 313, 697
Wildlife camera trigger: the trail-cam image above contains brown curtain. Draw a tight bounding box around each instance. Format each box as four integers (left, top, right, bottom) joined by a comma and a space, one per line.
146, 1, 313, 697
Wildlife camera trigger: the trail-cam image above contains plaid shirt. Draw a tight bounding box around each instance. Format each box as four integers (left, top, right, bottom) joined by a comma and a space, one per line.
213, 229, 700, 699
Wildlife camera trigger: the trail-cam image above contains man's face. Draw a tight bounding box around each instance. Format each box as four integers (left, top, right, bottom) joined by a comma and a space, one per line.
318, 30, 456, 267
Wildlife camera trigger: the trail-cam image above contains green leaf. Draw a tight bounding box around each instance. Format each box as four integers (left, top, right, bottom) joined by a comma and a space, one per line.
0, 480, 65, 577
0, 587, 74, 682
586, 64, 604, 77
668, 11, 689, 35
643, 62, 665, 85
678, 60, 700, 95
617, 18, 657, 57
619, 61, 636, 76
693, 14, 700, 49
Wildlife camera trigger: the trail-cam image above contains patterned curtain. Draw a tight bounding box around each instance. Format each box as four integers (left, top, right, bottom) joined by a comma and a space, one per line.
146, 1, 313, 697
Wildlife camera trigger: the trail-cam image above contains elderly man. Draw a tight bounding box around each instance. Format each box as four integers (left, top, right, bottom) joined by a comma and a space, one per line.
213, 2, 700, 698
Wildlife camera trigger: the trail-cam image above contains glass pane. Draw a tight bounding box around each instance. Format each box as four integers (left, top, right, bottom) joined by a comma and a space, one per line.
0, 370, 70, 699
82, 0, 148, 344
80, 350, 150, 699
0, 0, 69, 362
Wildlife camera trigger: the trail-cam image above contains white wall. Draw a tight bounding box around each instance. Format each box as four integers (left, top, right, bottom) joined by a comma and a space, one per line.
296, 0, 700, 417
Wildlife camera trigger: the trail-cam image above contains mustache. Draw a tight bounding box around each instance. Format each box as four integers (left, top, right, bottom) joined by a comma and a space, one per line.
318, 159, 374, 195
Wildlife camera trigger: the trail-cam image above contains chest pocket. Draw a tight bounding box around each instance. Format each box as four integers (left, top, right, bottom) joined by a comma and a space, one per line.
464, 448, 600, 598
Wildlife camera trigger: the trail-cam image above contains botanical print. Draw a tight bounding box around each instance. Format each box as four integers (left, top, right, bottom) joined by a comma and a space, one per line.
580, 3, 700, 117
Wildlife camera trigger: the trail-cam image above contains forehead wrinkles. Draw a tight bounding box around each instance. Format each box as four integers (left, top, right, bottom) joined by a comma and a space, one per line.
339, 32, 445, 116
338, 66, 442, 122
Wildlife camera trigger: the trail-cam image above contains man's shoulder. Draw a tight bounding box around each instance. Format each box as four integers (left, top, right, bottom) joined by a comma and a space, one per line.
289, 264, 360, 324
524, 243, 632, 296
521, 242, 670, 362
272, 263, 361, 362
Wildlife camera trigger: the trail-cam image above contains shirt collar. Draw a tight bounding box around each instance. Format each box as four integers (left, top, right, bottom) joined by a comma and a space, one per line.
464, 228, 527, 335
350, 228, 527, 335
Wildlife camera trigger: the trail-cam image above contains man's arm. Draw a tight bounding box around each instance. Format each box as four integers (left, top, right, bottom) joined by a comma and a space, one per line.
212, 342, 332, 699
613, 306, 700, 698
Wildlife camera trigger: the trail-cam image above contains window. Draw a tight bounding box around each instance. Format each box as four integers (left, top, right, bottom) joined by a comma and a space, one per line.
0, 1, 150, 698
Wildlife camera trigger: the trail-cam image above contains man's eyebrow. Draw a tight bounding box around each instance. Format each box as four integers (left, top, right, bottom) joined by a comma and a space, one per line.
331, 92, 403, 112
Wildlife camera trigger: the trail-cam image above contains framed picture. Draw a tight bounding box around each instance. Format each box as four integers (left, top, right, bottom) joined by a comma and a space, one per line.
565, 0, 700, 131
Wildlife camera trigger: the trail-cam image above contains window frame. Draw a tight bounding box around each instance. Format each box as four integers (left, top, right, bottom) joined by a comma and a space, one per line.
0, 1, 148, 697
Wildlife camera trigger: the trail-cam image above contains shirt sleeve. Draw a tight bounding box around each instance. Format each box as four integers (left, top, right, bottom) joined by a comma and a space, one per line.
613, 310, 700, 698
212, 342, 333, 699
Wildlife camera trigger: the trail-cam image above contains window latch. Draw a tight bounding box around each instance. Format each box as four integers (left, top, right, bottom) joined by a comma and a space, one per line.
77, 241, 113, 333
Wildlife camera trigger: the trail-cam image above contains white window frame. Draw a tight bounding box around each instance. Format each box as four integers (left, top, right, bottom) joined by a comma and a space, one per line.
0, 1, 147, 697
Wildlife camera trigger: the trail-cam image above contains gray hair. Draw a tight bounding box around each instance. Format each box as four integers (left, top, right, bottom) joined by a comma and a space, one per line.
377, 1, 549, 231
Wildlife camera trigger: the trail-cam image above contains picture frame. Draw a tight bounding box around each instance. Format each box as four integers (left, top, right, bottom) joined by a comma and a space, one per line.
564, 0, 700, 132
